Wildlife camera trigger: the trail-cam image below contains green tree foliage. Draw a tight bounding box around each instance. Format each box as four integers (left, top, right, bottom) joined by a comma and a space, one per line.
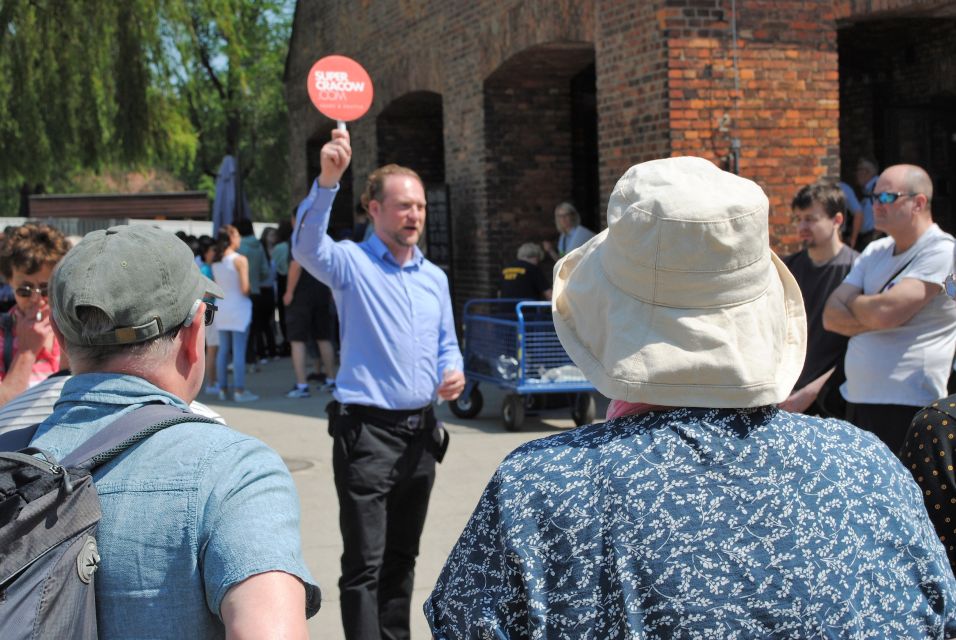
0, 0, 291, 221
164, 0, 292, 221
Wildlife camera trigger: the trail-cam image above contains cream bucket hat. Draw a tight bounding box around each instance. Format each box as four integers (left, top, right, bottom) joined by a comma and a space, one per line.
553, 156, 806, 408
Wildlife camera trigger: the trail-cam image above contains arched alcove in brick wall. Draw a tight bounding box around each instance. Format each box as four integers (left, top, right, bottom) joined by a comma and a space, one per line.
837, 16, 956, 234
376, 91, 446, 186
306, 127, 354, 238
483, 41, 597, 285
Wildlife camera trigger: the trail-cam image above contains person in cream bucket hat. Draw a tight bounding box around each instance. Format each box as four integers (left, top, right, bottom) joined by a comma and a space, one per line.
553, 155, 806, 407
425, 157, 956, 639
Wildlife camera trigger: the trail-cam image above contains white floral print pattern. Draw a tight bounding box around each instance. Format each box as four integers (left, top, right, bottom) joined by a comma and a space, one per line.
426, 407, 956, 639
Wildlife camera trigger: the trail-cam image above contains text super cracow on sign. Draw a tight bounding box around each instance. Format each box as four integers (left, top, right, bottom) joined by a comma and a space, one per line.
307, 55, 374, 122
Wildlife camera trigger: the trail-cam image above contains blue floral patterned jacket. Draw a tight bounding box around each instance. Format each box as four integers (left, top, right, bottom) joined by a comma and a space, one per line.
426, 407, 956, 639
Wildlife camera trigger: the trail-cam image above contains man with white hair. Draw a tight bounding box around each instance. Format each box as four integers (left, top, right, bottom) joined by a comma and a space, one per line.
426, 157, 956, 638
824, 163, 956, 452
542, 202, 594, 262
499, 242, 551, 300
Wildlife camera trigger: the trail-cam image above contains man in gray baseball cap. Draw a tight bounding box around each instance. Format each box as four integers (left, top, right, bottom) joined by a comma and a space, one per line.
51, 224, 224, 349
31, 225, 320, 638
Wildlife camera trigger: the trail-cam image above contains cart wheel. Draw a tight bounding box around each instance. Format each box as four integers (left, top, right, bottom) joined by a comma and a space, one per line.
571, 393, 596, 426
502, 394, 525, 431
450, 386, 483, 419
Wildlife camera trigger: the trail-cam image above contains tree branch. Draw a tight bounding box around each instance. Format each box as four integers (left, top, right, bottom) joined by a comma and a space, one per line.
189, 10, 225, 100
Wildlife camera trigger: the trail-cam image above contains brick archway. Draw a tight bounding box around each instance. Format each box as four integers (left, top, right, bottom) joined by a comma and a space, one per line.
483, 42, 597, 285
376, 91, 445, 185
838, 16, 956, 233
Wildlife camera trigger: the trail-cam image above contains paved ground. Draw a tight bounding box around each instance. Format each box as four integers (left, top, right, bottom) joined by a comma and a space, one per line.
204, 356, 607, 639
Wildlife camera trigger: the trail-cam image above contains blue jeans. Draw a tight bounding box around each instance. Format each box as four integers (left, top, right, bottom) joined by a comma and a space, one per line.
217, 329, 249, 390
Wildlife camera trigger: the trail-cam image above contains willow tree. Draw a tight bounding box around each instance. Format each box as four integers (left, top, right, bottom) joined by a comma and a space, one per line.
0, 0, 195, 212
0, 0, 291, 220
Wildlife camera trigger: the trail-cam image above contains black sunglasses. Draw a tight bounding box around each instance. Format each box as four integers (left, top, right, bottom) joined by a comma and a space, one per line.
14, 284, 49, 298
183, 300, 218, 328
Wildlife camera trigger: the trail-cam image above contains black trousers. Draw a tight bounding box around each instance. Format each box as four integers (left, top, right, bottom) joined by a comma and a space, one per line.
845, 402, 920, 454
252, 287, 277, 358
331, 405, 438, 640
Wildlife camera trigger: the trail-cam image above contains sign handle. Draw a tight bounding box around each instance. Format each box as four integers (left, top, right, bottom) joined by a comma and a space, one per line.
337, 120, 347, 132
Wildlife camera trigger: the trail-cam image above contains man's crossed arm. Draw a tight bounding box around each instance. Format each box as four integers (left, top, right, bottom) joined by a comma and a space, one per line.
823, 278, 941, 337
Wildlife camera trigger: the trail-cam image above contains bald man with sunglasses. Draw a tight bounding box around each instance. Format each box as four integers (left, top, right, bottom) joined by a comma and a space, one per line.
824, 164, 956, 451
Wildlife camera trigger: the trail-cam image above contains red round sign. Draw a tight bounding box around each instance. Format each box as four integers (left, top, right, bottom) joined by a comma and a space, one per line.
307, 55, 374, 122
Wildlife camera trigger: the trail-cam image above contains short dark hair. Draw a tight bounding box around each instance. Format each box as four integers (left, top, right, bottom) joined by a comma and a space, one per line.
235, 218, 254, 237
791, 182, 846, 219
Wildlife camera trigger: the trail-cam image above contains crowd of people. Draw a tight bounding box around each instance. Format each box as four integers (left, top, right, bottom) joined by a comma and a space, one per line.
3, 131, 956, 638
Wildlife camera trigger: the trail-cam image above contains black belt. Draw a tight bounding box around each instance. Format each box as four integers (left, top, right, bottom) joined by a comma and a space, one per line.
339, 403, 432, 430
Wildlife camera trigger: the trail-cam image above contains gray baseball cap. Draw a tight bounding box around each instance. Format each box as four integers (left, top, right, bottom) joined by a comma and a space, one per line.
51, 225, 224, 346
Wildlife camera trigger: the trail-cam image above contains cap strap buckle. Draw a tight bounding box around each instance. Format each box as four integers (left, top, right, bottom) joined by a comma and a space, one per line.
88, 318, 163, 346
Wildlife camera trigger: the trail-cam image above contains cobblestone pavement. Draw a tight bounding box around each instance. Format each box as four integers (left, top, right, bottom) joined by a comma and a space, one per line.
204, 356, 606, 639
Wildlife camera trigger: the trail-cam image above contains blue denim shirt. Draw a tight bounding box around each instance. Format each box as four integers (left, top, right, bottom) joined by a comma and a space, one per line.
30, 374, 320, 639
293, 181, 463, 410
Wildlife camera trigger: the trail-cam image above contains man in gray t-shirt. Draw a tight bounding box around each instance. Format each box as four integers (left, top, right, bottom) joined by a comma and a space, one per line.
824, 164, 956, 451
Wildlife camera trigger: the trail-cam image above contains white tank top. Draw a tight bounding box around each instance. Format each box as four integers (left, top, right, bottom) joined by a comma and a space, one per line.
211, 253, 252, 332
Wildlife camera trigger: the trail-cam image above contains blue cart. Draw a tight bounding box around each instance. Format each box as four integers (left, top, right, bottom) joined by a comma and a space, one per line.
450, 299, 597, 431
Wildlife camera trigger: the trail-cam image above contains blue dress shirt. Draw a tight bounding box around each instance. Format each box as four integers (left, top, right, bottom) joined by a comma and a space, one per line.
292, 181, 463, 410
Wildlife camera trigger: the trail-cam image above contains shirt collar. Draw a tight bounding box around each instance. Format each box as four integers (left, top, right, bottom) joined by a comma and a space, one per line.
57, 373, 190, 410
365, 232, 424, 269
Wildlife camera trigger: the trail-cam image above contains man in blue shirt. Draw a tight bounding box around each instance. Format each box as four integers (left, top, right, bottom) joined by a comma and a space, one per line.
293, 129, 464, 640
33, 225, 319, 638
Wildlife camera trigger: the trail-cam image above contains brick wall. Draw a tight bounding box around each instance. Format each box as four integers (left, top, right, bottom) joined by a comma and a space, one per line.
665, 1, 839, 252
286, 0, 954, 304
595, 0, 670, 220
286, 0, 596, 307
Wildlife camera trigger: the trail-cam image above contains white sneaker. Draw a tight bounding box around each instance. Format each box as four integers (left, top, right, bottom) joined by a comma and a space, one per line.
204, 384, 221, 395
233, 390, 259, 403
217, 389, 227, 401
285, 386, 311, 399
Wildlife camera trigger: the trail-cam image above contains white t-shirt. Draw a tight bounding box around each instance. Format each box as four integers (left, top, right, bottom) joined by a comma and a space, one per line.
841, 224, 956, 406
0, 374, 225, 436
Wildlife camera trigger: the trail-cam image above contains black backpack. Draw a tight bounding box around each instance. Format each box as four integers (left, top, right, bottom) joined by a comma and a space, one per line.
0, 404, 219, 639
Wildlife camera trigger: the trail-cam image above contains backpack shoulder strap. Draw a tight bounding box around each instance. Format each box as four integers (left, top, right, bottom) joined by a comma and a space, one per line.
0, 423, 40, 452
62, 403, 220, 470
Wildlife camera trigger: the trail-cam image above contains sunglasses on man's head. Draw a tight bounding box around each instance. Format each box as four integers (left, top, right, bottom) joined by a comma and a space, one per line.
869, 192, 919, 205
14, 284, 49, 298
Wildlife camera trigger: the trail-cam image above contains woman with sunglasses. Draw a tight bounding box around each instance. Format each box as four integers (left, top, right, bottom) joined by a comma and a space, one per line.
0, 223, 70, 406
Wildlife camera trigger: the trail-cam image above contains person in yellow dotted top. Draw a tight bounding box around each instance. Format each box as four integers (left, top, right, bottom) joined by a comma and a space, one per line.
901, 390, 956, 576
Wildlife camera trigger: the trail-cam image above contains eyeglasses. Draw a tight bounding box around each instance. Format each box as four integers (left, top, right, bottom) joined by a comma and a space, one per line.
870, 192, 919, 205
14, 284, 49, 298
182, 299, 218, 328
945, 274, 956, 300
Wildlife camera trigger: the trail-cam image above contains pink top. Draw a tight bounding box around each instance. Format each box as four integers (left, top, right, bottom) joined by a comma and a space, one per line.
605, 400, 669, 420
0, 326, 62, 387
